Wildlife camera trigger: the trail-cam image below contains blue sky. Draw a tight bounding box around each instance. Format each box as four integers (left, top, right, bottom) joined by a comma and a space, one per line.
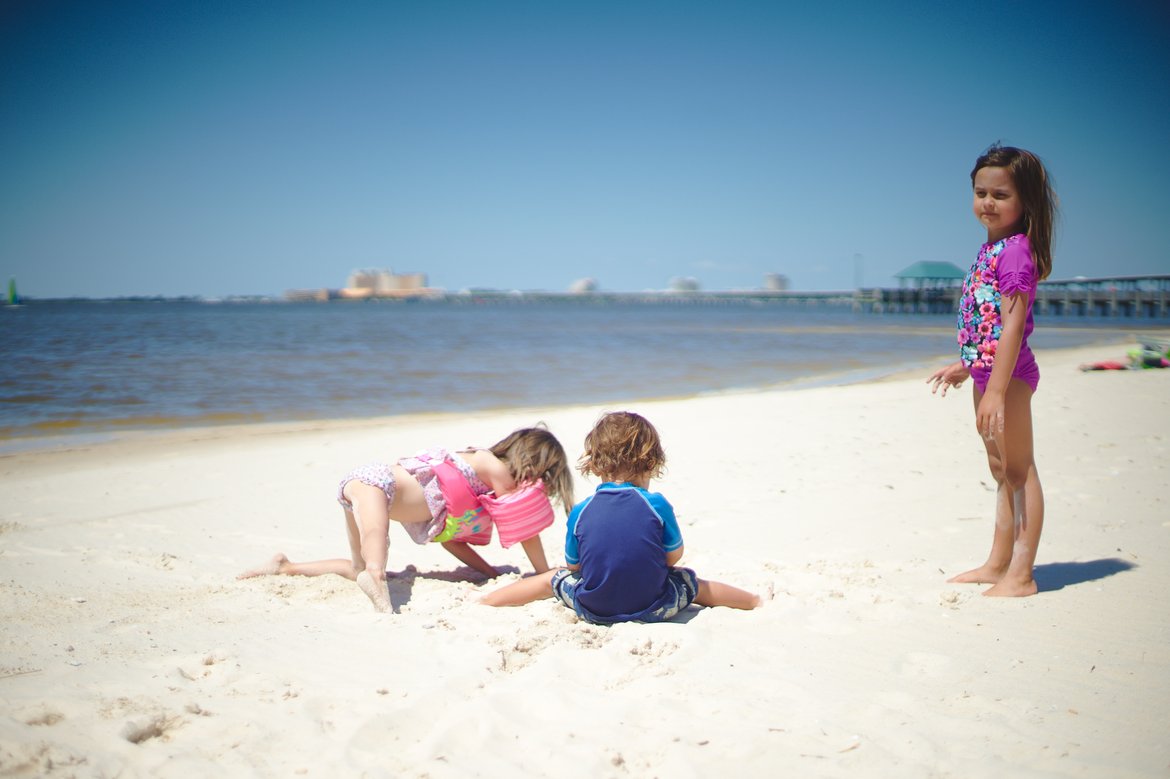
2, 0, 1168, 298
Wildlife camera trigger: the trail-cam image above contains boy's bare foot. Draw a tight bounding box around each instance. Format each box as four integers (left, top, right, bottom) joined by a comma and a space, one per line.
356, 570, 392, 613
947, 564, 1006, 585
982, 578, 1038, 597
237, 553, 289, 580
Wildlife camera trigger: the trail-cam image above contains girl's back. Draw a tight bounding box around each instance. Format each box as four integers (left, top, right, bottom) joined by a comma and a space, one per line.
456, 448, 516, 495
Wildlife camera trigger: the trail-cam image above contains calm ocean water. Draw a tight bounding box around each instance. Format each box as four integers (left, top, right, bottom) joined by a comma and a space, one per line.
0, 299, 1154, 443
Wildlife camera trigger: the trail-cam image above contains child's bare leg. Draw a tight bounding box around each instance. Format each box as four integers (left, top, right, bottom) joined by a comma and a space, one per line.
346, 483, 391, 575
237, 553, 358, 580
949, 386, 1017, 584
345, 481, 393, 612
694, 578, 762, 610
440, 541, 498, 578
477, 569, 558, 607
984, 382, 1043, 597
237, 553, 291, 579
518, 535, 550, 574
238, 503, 372, 581
948, 481, 1016, 584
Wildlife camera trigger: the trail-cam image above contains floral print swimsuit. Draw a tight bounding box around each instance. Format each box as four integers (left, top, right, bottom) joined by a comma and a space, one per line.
956, 233, 1040, 393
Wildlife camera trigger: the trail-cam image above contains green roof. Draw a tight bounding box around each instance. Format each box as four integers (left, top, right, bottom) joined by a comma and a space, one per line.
895, 261, 965, 280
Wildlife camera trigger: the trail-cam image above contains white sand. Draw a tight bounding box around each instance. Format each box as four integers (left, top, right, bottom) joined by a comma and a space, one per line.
1, 341, 1168, 777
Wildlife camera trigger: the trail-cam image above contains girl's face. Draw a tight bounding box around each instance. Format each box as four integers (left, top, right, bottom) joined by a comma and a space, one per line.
972, 166, 1025, 242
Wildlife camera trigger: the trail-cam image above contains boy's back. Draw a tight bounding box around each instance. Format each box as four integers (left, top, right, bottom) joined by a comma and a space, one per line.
571, 484, 675, 621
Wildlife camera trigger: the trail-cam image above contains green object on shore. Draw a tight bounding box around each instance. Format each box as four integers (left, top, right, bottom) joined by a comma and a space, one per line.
7, 278, 17, 305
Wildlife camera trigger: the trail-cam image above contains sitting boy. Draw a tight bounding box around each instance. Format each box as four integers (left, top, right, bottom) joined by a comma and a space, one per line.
477, 411, 760, 623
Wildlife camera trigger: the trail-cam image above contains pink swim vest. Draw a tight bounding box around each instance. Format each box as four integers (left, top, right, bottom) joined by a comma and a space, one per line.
429, 460, 555, 548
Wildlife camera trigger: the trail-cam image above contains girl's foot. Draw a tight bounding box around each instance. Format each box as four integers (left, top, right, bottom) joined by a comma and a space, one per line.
982, 577, 1038, 597
356, 570, 392, 613
237, 553, 289, 579
947, 564, 1006, 584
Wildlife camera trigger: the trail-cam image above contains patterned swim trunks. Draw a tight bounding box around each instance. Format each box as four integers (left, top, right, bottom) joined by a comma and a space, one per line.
551, 567, 699, 625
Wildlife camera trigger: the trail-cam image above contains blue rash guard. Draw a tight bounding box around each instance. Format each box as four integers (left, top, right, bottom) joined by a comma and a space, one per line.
564, 482, 684, 622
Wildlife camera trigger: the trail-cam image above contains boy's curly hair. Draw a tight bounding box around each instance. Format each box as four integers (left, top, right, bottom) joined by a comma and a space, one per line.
578, 411, 666, 482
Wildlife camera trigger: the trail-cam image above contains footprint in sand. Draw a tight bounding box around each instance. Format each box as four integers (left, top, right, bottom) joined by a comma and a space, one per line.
492, 632, 552, 672
938, 590, 971, 609
122, 713, 184, 744
627, 637, 679, 663
175, 650, 230, 682
21, 707, 64, 727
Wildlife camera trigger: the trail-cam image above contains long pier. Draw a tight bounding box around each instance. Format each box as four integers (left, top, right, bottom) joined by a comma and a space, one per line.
853, 275, 1170, 318
283, 274, 1170, 319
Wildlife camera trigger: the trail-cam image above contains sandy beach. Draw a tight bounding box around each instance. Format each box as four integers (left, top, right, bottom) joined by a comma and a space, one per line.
2, 340, 1168, 778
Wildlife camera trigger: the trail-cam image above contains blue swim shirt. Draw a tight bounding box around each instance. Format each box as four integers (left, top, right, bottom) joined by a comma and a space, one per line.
564, 483, 684, 622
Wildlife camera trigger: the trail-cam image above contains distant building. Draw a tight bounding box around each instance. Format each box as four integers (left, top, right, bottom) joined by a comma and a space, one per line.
347, 268, 428, 293
894, 261, 966, 289
668, 276, 701, 292
339, 268, 437, 299
763, 273, 790, 291
569, 277, 598, 294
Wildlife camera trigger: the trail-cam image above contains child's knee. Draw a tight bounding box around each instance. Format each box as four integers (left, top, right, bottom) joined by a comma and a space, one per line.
1003, 462, 1031, 490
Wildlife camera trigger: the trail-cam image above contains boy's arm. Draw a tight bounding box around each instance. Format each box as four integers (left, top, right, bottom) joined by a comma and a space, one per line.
650, 492, 685, 566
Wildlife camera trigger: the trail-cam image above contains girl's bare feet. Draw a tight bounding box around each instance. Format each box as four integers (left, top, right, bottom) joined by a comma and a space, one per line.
356, 570, 392, 613
947, 564, 1006, 585
982, 577, 1038, 597
237, 553, 289, 580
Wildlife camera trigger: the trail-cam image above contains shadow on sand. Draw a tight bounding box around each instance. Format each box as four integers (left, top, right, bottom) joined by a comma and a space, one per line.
384, 564, 522, 613
1034, 557, 1136, 592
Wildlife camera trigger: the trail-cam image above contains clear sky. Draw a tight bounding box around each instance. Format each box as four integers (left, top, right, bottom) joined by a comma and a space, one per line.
2, 0, 1168, 298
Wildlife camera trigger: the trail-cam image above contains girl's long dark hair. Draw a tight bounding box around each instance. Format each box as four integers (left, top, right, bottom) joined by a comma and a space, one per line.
971, 144, 1057, 280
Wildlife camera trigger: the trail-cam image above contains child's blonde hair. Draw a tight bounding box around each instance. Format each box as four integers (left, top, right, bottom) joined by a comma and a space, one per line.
971, 143, 1057, 280
578, 411, 666, 483
489, 424, 574, 514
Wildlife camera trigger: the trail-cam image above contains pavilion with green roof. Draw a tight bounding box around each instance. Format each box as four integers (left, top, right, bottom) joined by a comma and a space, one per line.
894, 261, 966, 289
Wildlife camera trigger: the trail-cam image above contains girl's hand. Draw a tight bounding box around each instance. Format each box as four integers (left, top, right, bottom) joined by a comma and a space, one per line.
927, 362, 968, 396
976, 391, 1006, 440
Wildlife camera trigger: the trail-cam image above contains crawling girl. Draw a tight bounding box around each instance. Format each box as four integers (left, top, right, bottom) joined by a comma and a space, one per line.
239, 425, 574, 612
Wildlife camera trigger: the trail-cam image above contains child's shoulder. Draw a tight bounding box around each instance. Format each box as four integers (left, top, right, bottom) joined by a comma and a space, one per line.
996, 234, 1036, 272
596, 482, 673, 510
458, 448, 515, 492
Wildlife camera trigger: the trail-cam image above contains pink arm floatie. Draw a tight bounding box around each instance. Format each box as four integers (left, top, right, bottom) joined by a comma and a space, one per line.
478, 481, 555, 548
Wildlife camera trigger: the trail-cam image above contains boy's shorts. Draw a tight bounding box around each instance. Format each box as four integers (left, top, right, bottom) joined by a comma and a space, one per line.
551, 567, 699, 624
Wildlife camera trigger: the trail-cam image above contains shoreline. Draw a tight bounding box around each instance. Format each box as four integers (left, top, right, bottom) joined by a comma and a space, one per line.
1, 335, 1150, 459
1, 338, 1167, 775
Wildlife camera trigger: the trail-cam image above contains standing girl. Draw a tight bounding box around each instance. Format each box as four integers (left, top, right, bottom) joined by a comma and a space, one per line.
239, 425, 574, 612
928, 144, 1057, 597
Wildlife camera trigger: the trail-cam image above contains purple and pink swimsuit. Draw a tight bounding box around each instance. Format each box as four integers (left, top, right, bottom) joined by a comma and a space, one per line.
957, 233, 1040, 394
